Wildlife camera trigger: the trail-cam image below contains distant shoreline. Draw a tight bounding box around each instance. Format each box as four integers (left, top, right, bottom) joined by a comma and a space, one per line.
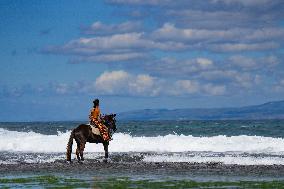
119, 100, 284, 121
2, 100, 284, 122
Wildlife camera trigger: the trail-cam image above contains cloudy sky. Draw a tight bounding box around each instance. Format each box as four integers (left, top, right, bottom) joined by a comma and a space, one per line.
1, 0, 284, 121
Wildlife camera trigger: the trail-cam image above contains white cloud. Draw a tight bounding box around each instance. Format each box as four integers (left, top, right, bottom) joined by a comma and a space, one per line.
264, 56, 279, 66
65, 32, 186, 52
107, 0, 171, 5
82, 21, 142, 35
44, 32, 187, 62
198, 70, 238, 81
273, 79, 284, 92
245, 28, 284, 41
94, 70, 228, 96
173, 80, 200, 95
95, 70, 130, 94
233, 73, 262, 88
165, 9, 280, 29
152, 23, 240, 42
211, 0, 274, 6
44, 20, 284, 60
209, 42, 279, 52
109, 0, 280, 7
70, 52, 147, 63
129, 74, 156, 94
197, 69, 261, 89
141, 55, 270, 91
203, 84, 226, 95
196, 58, 214, 69
146, 57, 215, 77
152, 23, 284, 44
229, 55, 257, 69
173, 80, 226, 96
228, 55, 279, 70
95, 70, 160, 96
54, 83, 69, 94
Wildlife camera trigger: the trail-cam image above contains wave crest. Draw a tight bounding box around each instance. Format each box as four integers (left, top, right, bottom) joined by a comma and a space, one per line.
0, 128, 284, 154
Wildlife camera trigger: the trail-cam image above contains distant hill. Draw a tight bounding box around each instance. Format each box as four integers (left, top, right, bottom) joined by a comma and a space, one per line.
118, 100, 284, 120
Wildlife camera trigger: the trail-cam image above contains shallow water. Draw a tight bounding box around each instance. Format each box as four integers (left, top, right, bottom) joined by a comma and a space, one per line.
1, 175, 284, 189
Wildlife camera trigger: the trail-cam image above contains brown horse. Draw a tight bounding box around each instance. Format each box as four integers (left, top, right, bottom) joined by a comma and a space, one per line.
66, 114, 117, 162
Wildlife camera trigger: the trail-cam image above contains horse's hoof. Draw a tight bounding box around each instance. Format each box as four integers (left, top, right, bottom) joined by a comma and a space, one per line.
66, 160, 73, 164
103, 159, 108, 163
78, 160, 83, 164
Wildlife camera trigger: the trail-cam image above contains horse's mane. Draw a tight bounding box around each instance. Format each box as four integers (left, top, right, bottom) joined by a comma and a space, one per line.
101, 114, 116, 131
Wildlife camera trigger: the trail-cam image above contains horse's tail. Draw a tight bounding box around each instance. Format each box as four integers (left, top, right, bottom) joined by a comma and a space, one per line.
66, 129, 75, 161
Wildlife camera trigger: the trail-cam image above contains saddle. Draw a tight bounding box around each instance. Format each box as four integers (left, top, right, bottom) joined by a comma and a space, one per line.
87, 123, 101, 135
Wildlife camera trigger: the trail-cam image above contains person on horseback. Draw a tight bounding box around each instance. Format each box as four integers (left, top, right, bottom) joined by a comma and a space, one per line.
89, 99, 111, 141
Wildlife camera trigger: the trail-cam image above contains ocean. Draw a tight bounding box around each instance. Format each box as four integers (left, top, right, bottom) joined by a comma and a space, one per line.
1, 120, 284, 188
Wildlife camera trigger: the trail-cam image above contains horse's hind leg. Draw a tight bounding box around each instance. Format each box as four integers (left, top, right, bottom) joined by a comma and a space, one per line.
79, 141, 86, 161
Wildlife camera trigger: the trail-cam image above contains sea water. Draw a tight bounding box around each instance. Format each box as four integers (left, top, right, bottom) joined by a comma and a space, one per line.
0, 120, 284, 165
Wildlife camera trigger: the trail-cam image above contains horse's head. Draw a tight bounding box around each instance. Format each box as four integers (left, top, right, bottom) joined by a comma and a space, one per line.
102, 114, 117, 133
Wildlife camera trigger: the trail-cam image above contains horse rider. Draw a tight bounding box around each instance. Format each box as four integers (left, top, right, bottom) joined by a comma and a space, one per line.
89, 99, 111, 142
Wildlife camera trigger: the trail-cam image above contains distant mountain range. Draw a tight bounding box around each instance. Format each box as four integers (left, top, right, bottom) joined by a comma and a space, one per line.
118, 100, 284, 120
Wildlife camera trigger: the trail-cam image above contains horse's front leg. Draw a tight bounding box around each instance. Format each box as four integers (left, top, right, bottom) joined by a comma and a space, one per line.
103, 142, 109, 163
75, 139, 81, 161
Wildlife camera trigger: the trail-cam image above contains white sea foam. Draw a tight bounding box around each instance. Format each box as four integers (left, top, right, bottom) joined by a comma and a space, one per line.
1, 128, 284, 165
143, 153, 284, 165
1, 128, 284, 154
110, 133, 284, 154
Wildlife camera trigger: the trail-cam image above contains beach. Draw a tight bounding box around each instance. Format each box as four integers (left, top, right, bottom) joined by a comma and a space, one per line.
1, 160, 284, 188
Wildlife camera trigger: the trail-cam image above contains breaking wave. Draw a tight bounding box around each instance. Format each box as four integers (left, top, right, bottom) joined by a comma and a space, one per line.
1, 128, 284, 165
1, 128, 284, 154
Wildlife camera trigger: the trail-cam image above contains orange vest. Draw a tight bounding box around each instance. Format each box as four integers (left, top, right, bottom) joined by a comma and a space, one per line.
89, 107, 100, 121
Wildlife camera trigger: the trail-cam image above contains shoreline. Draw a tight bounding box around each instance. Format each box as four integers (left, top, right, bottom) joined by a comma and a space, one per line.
1, 161, 284, 179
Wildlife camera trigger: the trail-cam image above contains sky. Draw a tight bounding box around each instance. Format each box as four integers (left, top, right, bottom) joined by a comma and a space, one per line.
1, 0, 284, 121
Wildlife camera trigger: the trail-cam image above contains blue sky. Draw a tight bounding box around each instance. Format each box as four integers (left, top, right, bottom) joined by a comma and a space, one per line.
1, 0, 284, 121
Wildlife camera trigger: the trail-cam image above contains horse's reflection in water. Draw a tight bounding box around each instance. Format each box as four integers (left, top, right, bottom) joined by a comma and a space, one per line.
66, 114, 117, 163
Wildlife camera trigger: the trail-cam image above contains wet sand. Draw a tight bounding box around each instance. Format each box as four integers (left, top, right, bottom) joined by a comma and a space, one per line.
2, 161, 284, 188
1, 160, 284, 179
